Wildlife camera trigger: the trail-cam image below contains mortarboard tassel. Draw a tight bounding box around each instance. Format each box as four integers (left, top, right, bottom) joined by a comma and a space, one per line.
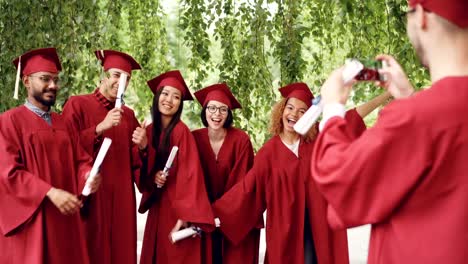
14, 56, 21, 100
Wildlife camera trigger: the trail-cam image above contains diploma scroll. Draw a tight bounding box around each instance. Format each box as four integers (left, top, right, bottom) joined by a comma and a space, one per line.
293, 96, 323, 136
157, 146, 179, 188
115, 73, 127, 108
82, 137, 112, 196
170, 226, 202, 244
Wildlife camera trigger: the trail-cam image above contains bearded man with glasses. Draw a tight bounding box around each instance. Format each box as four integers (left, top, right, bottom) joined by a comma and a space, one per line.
0, 47, 101, 264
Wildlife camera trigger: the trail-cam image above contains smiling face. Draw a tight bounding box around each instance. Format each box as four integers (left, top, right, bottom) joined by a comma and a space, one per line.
282, 97, 308, 134
205, 100, 229, 130
24, 71, 60, 110
158, 86, 182, 118
100, 68, 131, 102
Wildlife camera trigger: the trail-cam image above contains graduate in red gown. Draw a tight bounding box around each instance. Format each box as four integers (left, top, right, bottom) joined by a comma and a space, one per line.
213, 82, 390, 264
61, 50, 144, 264
0, 48, 100, 264
311, 1, 468, 263
192, 83, 260, 264
137, 70, 215, 264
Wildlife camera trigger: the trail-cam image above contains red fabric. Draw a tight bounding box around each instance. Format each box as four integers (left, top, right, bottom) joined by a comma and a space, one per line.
211, 110, 363, 264
409, 0, 468, 28
95, 50, 141, 75
192, 127, 259, 264
194, 83, 242, 109
12, 47, 61, 76
0, 106, 91, 264
279, 82, 314, 107
311, 76, 468, 263
62, 94, 142, 264
146, 70, 193, 100
138, 121, 215, 264
94, 88, 114, 110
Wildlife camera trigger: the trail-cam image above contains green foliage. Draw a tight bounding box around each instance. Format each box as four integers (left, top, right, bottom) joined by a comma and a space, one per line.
0, 0, 429, 150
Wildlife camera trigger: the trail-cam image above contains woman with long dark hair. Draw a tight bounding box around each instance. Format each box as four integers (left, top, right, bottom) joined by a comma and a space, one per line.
192, 83, 261, 264
137, 70, 214, 264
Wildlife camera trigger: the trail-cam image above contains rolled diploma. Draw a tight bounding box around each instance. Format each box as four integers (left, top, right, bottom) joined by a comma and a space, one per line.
294, 99, 323, 136
157, 146, 179, 188
293, 59, 365, 135
82, 137, 112, 196
115, 73, 127, 108
170, 226, 200, 244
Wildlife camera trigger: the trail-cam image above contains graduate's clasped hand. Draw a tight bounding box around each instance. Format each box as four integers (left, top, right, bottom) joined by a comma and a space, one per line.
154, 170, 168, 187
321, 54, 416, 105
96, 108, 123, 135
46, 187, 83, 215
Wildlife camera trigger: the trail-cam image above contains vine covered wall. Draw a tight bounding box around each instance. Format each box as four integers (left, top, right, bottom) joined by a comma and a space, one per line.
0, 0, 429, 150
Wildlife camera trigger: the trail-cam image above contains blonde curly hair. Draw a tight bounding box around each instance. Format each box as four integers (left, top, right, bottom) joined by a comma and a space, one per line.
269, 98, 318, 143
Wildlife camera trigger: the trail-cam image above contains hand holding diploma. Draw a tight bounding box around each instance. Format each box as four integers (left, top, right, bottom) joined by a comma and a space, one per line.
82, 138, 112, 196
156, 146, 179, 188
96, 108, 123, 135
154, 170, 168, 188
47, 188, 83, 215
169, 219, 201, 244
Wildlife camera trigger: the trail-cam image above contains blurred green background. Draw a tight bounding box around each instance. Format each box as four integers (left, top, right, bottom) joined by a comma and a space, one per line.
0, 0, 429, 150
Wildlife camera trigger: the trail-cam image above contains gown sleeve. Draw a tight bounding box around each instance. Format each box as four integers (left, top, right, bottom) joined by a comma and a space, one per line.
169, 124, 215, 228
311, 101, 432, 229
62, 97, 102, 156
224, 133, 254, 190
0, 115, 51, 236
212, 147, 268, 244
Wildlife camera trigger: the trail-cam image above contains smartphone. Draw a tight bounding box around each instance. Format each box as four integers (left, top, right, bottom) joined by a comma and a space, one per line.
355, 60, 386, 82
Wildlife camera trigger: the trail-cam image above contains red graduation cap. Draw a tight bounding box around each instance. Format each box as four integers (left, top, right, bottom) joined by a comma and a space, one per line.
194, 83, 242, 109
279, 82, 314, 108
409, 0, 468, 28
146, 70, 193, 101
12, 47, 62, 99
95, 50, 141, 75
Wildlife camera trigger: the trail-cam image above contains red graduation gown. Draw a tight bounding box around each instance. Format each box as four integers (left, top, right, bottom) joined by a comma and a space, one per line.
139, 121, 215, 264
212, 109, 364, 264
62, 94, 141, 264
192, 127, 260, 264
311, 77, 468, 264
0, 106, 91, 264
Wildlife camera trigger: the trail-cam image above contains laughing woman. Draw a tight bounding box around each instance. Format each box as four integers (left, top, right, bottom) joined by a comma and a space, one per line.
212, 83, 391, 264
137, 70, 214, 264
192, 83, 261, 264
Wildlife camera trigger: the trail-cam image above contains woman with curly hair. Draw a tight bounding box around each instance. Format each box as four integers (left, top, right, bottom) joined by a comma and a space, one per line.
212, 83, 390, 264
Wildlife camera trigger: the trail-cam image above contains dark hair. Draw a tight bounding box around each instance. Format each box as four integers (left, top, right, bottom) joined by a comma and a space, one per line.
151, 88, 184, 169
200, 105, 233, 128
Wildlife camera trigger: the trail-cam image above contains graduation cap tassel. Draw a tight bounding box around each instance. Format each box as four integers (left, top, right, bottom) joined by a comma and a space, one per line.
14, 56, 21, 100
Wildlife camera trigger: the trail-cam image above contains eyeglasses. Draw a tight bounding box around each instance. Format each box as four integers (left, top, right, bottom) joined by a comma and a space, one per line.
29, 74, 61, 86
206, 105, 228, 114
